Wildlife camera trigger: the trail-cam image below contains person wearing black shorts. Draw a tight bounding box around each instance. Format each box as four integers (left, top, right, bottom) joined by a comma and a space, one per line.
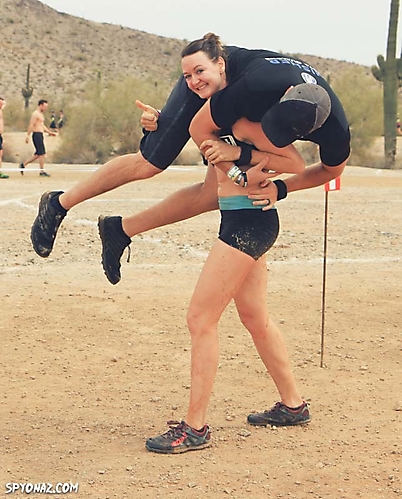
49, 110, 57, 130
145, 33, 350, 453
0, 97, 9, 179
20, 99, 56, 177
31, 36, 348, 274
30, 43, 288, 258
99, 38, 350, 286
145, 61, 309, 452
57, 110, 64, 130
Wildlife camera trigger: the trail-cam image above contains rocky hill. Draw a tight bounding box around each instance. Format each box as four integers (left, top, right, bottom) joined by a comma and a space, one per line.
0, 0, 186, 102
0, 0, 372, 104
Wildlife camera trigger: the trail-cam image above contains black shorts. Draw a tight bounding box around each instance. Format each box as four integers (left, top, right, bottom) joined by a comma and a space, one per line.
32, 132, 46, 156
218, 207, 279, 260
139, 76, 205, 170
0, 134, 3, 151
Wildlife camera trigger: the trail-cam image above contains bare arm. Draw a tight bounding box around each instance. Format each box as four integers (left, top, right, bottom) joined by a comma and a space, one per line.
190, 101, 304, 187
247, 159, 347, 211
26, 112, 37, 135
25, 112, 38, 143
284, 160, 346, 193
44, 125, 55, 135
189, 100, 233, 172
200, 118, 305, 175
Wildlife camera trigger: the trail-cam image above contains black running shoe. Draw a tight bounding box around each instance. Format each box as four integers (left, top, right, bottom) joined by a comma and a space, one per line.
98, 215, 131, 285
31, 191, 67, 257
20, 163, 25, 176
146, 420, 211, 454
39, 171, 51, 177
247, 402, 311, 426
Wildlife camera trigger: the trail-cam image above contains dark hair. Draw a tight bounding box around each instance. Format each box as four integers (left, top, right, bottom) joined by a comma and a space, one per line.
181, 32, 227, 66
38, 99, 48, 106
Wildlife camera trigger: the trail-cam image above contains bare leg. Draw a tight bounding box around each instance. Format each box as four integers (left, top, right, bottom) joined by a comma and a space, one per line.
0, 150, 7, 178
59, 152, 162, 210
38, 155, 46, 172
186, 240, 255, 429
122, 164, 219, 237
234, 256, 303, 408
23, 154, 39, 167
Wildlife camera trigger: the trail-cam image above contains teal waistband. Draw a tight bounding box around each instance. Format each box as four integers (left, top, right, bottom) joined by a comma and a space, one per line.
219, 196, 276, 210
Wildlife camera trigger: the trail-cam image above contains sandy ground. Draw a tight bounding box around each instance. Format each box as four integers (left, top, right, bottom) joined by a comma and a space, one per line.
0, 162, 401, 499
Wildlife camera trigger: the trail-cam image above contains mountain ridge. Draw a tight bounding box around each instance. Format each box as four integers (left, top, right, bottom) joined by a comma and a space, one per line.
0, 0, 371, 105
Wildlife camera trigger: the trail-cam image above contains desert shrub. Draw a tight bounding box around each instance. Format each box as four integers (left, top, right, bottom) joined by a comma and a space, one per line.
331, 68, 383, 165
1, 139, 16, 162
3, 96, 71, 132
53, 76, 170, 163
2, 99, 32, 131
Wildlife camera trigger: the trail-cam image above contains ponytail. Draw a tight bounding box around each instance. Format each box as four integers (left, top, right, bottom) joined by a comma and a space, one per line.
181, 32, 227, 66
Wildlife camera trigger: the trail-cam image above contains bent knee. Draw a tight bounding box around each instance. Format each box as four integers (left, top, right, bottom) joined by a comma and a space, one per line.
186, 307, 217, 337
135, 157, 163, 180
120, 152, 164, 180
238, 310, 268, 331
186, 308, 203, 333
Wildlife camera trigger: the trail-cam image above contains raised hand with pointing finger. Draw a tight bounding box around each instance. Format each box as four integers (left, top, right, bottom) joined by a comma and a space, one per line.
135, 100, 160, 132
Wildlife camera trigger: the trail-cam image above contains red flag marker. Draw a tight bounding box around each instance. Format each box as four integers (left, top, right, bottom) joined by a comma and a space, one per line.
325, 177, 341, 191
321, 175, 341, 367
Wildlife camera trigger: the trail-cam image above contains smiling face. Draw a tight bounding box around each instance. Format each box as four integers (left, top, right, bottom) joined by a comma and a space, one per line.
182, 51, 227, 99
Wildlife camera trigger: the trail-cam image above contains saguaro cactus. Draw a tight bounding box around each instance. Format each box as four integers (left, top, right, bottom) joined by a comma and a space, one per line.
397, 46, 402, 89
371, 0, 401, 168
21, 64, 34, 109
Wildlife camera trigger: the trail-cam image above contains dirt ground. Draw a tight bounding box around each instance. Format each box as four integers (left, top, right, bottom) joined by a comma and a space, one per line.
0, 161, 401, 499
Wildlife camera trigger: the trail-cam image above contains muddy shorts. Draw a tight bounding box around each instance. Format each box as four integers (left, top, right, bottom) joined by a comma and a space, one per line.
218, 197, 279, 260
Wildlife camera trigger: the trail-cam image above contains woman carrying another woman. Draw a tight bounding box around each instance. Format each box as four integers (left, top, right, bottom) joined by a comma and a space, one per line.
144, 33, 326, 454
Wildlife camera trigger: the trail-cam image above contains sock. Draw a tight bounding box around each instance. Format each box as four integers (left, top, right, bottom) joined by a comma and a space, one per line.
116, 216, 131, 241
286, 403, 304, 411
51, 192, 68, 214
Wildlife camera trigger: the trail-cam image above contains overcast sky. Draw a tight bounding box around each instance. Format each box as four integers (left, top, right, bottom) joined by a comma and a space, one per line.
40, 0, 401, 67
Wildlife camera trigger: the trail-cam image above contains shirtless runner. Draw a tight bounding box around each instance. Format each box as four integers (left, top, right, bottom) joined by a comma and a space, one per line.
0, 97, 9, 179
20, 99, 56, 177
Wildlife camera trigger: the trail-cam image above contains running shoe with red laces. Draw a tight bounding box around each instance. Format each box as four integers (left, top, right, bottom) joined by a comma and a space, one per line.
247, 401, 311, 426
146, 420, 211, 454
